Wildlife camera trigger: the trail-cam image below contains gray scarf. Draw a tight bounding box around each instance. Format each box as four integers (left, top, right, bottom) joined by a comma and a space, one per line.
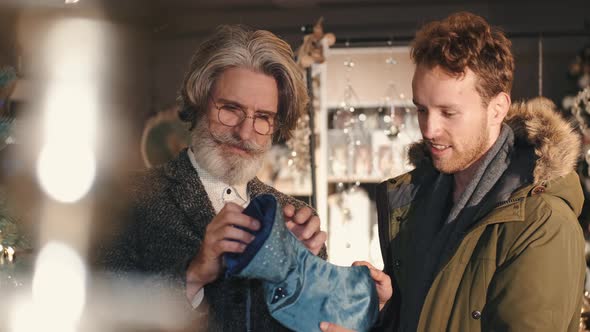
446, 123, 514, 224
400, 124, 515, 332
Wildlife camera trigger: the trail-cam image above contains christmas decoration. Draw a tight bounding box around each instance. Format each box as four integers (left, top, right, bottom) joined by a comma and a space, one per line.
285, 17, 336, 184
0, 191, 32, 289
572, 86, 590, 138
140, 106, 191, 168
286, 112, 312, 174
562, 44, 590, 112
0, 65, 17, 152
296, 17, 336, 69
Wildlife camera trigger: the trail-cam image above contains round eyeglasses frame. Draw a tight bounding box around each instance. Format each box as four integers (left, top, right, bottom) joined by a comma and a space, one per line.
211, 99, 279, 136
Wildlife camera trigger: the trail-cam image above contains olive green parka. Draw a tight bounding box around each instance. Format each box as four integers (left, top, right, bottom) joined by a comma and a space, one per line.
376, 98, 586, 331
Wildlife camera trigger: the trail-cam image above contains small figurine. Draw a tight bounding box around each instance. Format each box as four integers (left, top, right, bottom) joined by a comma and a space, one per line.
296, 17, 336, 68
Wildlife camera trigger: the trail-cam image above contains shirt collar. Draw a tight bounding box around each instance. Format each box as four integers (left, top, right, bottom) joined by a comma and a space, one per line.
187, 148, 249, 212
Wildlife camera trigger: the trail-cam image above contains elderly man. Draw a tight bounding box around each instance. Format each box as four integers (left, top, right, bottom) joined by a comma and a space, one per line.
104, 25, 327, 331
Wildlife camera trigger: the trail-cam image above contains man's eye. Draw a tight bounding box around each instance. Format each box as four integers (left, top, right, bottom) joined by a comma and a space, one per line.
222, 104, 241, 112
256, 113, 272, 120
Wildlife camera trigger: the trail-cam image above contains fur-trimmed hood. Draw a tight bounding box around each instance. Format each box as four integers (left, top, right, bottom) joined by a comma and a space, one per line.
408, 97, 581, 184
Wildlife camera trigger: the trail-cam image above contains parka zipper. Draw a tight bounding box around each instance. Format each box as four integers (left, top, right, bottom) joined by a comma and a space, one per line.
492, 197, 524, 209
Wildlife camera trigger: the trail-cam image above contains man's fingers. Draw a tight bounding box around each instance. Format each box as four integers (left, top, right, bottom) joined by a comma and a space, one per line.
283, 206, 326, 255
286, 220, 296, 231
288, 215, 320, 240
221, 201, 245, 212
292, 206, 314, 224
352, 262, 393, 307
352, 261, 389, 283
220, 225, 255, 243
351, 260, 373, 268
305, 230, 327, 255
210, 211, 260, 232
302, 216, 321, 239
320, 322, 355, 332
370, 269, 390, 284
352, 261, 377, 274
319, 322, 332, 332
283, 204, 296, 218
213, 239, 247, 255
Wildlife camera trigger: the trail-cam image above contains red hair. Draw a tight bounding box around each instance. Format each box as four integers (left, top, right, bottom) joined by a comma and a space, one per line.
411, 12, 514, 104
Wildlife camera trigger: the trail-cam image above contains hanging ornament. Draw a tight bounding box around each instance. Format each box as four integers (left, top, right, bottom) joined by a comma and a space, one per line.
286, 112, 311, 174
563, 44, 590, 113
385, 40, 398, 66
381, 43, 408, 140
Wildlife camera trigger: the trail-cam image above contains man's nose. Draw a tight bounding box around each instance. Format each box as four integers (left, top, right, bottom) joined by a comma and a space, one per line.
419, 112, 440, 140
236, 116, 256, 141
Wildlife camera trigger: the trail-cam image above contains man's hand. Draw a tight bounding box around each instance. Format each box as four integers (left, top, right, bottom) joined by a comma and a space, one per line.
185, 202, 260, 299
319, 262, 391, 332
283, 204, 327, 255
319, 322, 355, 332
352, 261, 393, 310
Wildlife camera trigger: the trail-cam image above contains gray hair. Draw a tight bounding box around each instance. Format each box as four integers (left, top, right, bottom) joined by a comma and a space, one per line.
178, 24, 308, 140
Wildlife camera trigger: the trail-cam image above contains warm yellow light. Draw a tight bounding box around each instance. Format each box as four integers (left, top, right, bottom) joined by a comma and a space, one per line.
35, 18, 104, 203
32, 242, 87, 320
37, 142, 96, 203
11, 242, 86, 332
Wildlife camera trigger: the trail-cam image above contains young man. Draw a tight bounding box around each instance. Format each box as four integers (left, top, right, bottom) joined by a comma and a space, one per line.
103, 25, 327, 331
322, 11, 585, 332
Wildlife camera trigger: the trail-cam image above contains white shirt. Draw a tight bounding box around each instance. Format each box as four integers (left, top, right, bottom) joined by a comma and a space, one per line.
187, 148, 251, 308
188, 148, 250, 211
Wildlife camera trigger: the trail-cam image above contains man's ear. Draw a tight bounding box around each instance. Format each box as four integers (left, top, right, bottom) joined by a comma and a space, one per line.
488, 92, 511, 125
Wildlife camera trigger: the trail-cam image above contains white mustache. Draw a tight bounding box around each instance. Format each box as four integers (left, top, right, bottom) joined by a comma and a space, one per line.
209, 130, 268, 154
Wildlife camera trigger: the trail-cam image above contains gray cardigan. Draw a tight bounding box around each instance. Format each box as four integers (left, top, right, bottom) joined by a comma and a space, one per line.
102, 149, 322, 331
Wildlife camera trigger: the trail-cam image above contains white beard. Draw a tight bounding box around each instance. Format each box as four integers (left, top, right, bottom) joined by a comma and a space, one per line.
191, 118, 270, 185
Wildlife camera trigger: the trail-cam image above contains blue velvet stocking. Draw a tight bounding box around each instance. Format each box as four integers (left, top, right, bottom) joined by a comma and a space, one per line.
224, 194, 378, 332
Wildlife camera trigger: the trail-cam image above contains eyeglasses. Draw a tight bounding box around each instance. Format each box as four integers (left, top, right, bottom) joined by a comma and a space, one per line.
211, 99, 278, 136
